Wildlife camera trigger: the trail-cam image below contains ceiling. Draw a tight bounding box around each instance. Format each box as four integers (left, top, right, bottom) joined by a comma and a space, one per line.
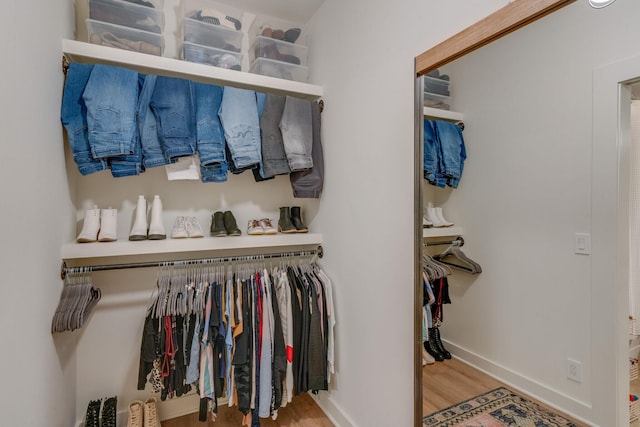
213, 0, 326, 24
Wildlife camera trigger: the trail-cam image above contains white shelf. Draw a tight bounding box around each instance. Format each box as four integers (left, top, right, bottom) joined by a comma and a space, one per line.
62, 233, 323, 266
62, 39, 323, 100
423, 107, 464, 122
423, 226, 463, 239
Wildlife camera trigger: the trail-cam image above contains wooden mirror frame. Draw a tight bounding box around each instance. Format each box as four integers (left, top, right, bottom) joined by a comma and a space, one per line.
413, 1, 577, 425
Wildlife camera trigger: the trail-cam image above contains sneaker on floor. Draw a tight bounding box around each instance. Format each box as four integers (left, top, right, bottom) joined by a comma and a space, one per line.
171, 216, 188, 239
260, 218, 277, 235
247, 219, 264, 235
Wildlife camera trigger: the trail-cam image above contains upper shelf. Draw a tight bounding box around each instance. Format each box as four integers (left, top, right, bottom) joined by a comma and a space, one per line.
62, 233, 324, 266
62, 39, 323, 101
423, 106, 464, 122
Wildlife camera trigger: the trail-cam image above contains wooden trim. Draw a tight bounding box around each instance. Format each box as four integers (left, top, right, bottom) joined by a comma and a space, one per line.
415, 0, 576, 76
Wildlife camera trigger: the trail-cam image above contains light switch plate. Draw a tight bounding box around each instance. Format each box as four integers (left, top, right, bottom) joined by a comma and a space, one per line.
574, 233, 591, 255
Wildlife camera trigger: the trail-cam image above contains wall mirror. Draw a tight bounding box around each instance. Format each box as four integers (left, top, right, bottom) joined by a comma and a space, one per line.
412, 1, 599, 425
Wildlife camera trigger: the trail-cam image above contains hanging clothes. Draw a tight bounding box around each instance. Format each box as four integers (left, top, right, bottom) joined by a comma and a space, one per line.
136, 258, 335, 423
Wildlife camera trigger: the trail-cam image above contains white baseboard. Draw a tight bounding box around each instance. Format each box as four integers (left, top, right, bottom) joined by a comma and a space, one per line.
443, 339, 596, 427
310, 392, 357, 427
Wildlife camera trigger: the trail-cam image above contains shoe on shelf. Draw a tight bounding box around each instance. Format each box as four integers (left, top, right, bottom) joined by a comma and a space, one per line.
98, 208, 118, 242
290, 206, 308, 233
425, 202, 446, 228
185, 216, 204, 238
210, 211, 227, 237
148, 195, 166, 240
278, 207, 296, 234
77, 206, 101, 243
129, 195, 148, 241
434, 207, 453, 227
171, 216, 188, 239
127, 400, 144, 427
248, 219, 265, 235
260, 218, 277, 235
423, 215, 433, 228
223, 211, 242, 236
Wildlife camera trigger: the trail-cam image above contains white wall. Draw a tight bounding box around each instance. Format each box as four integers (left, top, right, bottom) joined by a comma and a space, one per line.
429, 2, 640, 425
306, 1, 509, 426
0, 1, 77, 426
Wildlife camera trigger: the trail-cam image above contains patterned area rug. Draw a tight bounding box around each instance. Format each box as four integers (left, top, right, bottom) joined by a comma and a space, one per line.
423, 387, 581, 427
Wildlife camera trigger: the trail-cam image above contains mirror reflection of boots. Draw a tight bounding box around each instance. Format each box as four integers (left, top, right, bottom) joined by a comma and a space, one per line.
433, 326, 452, 359
425, 329, 445, 362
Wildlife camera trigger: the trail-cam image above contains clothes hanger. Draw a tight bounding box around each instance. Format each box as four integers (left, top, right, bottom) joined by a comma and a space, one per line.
433, 245, 482, 274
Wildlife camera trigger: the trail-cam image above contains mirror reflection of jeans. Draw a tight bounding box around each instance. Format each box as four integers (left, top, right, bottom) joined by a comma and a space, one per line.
60, 62, 108, 175
108, 74, 145, 177
137, 74, 171, 169
82, 64, 139, 159
218, 87, 262, 169
423, 120, 446, 188
433, 121, 466, 188
149, 76, 197, 162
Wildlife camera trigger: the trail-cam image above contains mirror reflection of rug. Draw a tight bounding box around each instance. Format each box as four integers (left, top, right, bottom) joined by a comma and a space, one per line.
423, 387, 585, 427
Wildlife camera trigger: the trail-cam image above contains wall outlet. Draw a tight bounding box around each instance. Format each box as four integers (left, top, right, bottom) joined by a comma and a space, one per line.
567, 359, 583, 382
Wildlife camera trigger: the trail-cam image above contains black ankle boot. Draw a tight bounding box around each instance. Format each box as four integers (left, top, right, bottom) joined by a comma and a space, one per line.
290, 206, 308, 233
101, 396, 117, 427
424, 330, 445, 362
433, 327, 452, 359
84, 399, 102, 427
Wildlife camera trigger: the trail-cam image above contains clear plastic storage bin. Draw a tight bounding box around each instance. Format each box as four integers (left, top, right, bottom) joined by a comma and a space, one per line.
87, 19, 164, 56
249, 58, 308, 83
423, 75, 450, 97
182, 41, 243, 70
250, 36, 308, 67
423, 90, 451, 110
89, 0, 165, 33
182, 17, 243, 52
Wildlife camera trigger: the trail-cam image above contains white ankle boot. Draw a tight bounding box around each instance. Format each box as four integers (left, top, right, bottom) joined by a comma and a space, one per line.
98, 208, 118, 242
129, 195, 148, 241
127, 400, 143, 427
435, 207, 453, 227
425, 204, 445, 227
148, 195, 166, 240
77, 206, 101, 243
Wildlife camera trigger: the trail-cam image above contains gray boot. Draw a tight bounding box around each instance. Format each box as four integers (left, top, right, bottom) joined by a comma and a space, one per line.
278, 207, 296, 233
210, 211, 227, 237
290, 206, 308, 233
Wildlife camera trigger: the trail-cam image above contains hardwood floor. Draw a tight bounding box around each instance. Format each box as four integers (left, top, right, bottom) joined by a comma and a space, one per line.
161, 393, 334, 427
422, 357, 503, 415
422, 357, 589, 426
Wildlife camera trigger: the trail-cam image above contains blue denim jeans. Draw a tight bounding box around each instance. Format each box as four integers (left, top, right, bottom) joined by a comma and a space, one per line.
423, 120, 446, 188
280, 96, 313, 171
193, 82, 226, 166
200, 161, 228, 182
218, 87, 262, 168
150, 76, 197, 161
433, 121, 466, 188
60, 62, 108, 175
137, 74, 171, 168
82, 64, 139, 159
108, 74, 145, 177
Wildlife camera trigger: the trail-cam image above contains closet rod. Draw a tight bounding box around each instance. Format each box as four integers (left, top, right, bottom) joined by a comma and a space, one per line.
60, 245, 324, 279
423, 236, 464, 247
